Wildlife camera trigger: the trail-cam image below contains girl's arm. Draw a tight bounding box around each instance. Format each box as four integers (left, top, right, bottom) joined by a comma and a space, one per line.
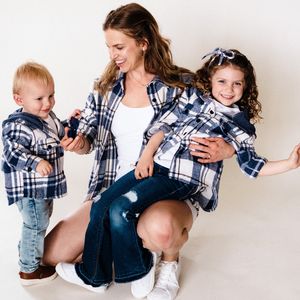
134, 130, 165, 179
258, 143, 300, 176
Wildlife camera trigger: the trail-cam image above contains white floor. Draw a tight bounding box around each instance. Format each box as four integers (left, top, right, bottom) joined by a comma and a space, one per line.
1, 158, 300, 300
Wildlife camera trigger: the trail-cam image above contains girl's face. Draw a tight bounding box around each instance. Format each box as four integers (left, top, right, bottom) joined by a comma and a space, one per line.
104, 29, 146, 73
210, 66, 246, 107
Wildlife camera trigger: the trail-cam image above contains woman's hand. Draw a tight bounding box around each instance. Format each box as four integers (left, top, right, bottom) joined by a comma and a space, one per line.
69, 109, 82, 120
61, 129, 87, 153
189, 136, 235, 163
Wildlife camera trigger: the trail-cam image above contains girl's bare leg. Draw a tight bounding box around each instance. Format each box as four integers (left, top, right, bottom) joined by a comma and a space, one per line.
42, 200, 92, 266
137, 199, 193, 262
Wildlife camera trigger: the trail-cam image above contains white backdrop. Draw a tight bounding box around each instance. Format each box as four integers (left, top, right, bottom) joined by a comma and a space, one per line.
1, 1, 300, 299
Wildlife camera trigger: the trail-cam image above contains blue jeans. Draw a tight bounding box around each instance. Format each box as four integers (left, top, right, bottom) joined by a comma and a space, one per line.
76, 163, 196, 286
16, 198, 53, 273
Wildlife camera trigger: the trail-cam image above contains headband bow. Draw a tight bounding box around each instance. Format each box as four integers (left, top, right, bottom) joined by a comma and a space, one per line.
202, 47, 235, 66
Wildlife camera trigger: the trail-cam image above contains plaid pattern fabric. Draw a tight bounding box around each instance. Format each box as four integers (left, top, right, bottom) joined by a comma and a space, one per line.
77, 72, 180, 202
1, 110, 67, 205
146, 87, 267, 212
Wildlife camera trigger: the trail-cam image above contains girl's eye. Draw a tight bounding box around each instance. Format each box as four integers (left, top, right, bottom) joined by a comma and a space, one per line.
49, 95, 53, 98
218, 80, 225, 84
36, 97, 42, 101
234, 82, 242, 86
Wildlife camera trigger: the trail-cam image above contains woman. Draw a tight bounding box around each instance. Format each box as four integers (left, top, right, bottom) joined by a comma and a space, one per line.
43, 3, 234, 299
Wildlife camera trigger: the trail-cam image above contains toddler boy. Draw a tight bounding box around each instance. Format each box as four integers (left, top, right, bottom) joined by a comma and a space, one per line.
1, 62, 67, 285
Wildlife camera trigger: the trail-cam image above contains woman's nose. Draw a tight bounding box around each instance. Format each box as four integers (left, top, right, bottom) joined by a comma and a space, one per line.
109, 48, 117, 60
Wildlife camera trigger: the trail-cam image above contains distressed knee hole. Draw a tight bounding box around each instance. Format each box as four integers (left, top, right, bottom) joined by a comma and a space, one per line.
124, 190, 138, 202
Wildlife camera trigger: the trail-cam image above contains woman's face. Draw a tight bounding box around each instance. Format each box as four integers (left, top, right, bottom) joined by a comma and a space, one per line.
104, 29, 145, 73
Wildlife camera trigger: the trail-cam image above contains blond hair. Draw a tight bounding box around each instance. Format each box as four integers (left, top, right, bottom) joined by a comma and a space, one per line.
13, 61, 54, 94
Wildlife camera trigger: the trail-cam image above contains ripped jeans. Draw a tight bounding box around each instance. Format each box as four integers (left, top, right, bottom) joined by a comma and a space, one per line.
76, 163, 196, 286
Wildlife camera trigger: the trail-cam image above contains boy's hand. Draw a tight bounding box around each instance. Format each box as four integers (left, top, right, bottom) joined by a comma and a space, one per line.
135, 153, 154, 179
36, 160, 53, 176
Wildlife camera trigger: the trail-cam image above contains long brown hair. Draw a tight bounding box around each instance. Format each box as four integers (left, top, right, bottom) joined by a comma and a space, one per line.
193, 49, 262, 124
96, 3, 192, 95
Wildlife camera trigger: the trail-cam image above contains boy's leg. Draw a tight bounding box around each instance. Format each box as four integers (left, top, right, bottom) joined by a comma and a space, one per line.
16, 198, 56, 285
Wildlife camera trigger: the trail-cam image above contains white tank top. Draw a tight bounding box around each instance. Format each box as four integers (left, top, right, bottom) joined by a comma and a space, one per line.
111, 102, 154, 181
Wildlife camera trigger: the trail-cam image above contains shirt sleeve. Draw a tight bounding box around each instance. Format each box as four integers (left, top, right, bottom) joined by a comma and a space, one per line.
77, 85, 101, 153
233, 134, 267, 179
146, 100, 183, 139
2, 122, 42, 172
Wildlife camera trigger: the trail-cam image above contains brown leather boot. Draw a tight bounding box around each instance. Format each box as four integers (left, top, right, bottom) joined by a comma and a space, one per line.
19, 265, 57, 286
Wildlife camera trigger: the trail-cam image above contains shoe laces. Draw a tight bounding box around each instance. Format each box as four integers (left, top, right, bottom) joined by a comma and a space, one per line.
155, 261, 179, 288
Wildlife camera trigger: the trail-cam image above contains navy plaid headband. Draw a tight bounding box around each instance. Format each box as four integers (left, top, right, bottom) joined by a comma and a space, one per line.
202, 47, 235, 66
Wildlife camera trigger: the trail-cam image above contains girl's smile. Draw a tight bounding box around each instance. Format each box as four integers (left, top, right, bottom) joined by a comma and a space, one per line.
211, 66, 245, 107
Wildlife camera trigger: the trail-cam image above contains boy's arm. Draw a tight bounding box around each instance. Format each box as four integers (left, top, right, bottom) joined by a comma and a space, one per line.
135, 130, 165, 179
2, 122, 43, 172
257, 143, 300, 176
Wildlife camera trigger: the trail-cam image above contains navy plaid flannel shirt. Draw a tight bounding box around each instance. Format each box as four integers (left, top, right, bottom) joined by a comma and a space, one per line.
1, 110, 67, 205
145, 87, 267, 212
77, 72, 180, 202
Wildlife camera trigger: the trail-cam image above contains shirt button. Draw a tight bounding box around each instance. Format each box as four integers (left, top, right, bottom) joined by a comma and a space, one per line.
152, 98, 157, 102
196, 118, 200, 122
60, 152, 64, 157
28, 167, 32, 172
47, 145, 52, 149
210, 110, 214, 114
184, 109, 189, 114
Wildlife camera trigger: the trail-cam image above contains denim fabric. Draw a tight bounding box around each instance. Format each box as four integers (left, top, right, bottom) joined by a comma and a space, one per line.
16, 197, 53, 273
76, 163, 196, 286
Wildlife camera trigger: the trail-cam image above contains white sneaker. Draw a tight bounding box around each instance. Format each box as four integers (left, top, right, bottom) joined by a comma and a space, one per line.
131, 252, 161, 298
56, 262, 108, 293
147, 254, 181, 300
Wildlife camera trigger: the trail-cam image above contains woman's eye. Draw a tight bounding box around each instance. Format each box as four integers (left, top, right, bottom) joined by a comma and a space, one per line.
117, 47, 123, 50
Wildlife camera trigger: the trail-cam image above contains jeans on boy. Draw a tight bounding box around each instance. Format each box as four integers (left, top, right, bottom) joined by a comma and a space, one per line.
76, 163, 196, 286
16, 198, 53, 273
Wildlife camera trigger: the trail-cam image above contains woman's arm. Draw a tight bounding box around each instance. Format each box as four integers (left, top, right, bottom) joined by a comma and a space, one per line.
257, 143, 300, 176
189, 136, 235, 163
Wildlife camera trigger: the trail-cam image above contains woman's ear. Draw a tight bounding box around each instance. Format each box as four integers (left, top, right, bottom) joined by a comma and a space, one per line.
141, 39, 149, 51
13, 94, 23, 107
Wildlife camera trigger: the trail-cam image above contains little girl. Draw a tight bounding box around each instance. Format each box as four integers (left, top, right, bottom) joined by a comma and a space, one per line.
56, 48, 300, 298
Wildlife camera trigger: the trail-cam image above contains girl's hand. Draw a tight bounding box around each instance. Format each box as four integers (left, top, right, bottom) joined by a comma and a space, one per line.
36, 160, 53, 176
189, 136, 235, 163
135, 153, 154, 179
287, 143, 300, 170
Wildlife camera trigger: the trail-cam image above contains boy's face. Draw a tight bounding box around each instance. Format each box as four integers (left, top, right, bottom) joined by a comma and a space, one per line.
14, 78, 55, 120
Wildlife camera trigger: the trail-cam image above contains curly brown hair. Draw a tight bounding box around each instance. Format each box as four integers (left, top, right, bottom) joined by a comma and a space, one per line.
193, 49, 262, 124
96, 3, 192, 96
